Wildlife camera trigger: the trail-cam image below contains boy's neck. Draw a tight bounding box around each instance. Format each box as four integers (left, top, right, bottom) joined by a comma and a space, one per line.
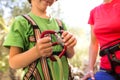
31, 8, 50, 19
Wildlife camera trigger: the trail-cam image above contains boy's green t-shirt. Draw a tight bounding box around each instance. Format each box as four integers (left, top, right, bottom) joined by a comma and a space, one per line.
3, 12, 69, 80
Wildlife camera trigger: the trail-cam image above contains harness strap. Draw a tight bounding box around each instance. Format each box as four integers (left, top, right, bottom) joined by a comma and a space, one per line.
100, 42, 120, 80
23, 15, 50, 80
23, 15, 36, 25
55, 19, 64, 30
100, 43, 120, 65
104, 49, 115, 74
23, 60, 41, 80
100, 43, 120, 56
33, 68, 41, 80
100, 49, 120, 80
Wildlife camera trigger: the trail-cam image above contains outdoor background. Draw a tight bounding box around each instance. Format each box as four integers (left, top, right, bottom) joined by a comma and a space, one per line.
0, 0, 102, 79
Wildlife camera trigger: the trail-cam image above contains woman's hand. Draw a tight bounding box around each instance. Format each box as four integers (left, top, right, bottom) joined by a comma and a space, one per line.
35, 36, 53, 57
81, 70, 95, 80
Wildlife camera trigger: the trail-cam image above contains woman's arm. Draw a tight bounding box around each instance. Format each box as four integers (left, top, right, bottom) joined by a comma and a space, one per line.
89, 25, 99, 72
82, 25, 99, 80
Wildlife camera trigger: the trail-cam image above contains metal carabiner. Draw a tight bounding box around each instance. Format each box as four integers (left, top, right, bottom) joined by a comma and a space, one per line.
40, 30, 67, 61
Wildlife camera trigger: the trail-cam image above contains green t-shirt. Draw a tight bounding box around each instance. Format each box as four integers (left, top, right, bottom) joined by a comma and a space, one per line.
3, 12, 69, 80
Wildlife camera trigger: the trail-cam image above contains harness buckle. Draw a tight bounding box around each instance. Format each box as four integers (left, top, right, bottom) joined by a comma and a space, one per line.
100, 43, 120, 65
100, 43, 120, 56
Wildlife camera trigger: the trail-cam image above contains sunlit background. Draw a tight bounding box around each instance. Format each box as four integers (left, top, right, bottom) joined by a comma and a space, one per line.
0, 0, 102, 79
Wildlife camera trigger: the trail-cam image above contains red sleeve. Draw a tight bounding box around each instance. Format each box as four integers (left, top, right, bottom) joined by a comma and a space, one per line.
88, 8, 95, 25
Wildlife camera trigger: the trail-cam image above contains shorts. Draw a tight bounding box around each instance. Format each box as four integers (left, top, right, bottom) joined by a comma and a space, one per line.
88, 69, 116, 80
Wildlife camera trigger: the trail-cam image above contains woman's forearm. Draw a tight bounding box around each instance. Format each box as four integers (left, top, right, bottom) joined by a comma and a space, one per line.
88, 43, 99, 71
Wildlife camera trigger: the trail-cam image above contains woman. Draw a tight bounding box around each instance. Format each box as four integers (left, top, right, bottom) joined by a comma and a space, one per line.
3, 0, 77, 80
82, 0, 120, 80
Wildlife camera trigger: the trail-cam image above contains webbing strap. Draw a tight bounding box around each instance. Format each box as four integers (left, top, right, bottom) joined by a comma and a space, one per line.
104, 49, 115, 73
33, 68, 42, 80
34, 28, 51, 80
23, 15, 50, 80
23, 15, 36, 25
100, 45, 120, 80
23, 61, 41, 80
55, 19, 64, 30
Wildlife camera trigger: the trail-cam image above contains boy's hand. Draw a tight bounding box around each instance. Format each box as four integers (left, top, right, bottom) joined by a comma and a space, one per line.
35, 36, 53, 57
61, 31, 77, 48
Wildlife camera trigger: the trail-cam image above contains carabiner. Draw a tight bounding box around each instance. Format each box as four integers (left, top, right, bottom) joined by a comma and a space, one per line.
40, 30, 67, 61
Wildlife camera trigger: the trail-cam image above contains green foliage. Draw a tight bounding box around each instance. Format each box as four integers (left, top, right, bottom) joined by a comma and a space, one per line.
0, 16, 7, 31
0, 52, 9, 72
0, 13, 9, 72
11, 1, 31, 17
0, 30, 9, 72
0, 0, 30, 18
68, 47, 89, 72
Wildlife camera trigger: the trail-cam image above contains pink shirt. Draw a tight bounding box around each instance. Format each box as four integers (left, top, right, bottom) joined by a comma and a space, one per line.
88, 0, 120, 73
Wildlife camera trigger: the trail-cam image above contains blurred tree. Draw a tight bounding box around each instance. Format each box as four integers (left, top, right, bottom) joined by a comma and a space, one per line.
0, 0, 30, 24
0, 15, 9, 79
0, 15, 5, 30
11, 1, 31, 17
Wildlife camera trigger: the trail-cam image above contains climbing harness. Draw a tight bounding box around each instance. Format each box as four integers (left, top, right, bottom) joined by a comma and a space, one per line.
100, 39, 120, 80
22, 15, 67, 80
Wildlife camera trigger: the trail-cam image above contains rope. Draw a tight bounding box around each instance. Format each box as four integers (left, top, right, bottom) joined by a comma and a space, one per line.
49, 55, 64, 80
